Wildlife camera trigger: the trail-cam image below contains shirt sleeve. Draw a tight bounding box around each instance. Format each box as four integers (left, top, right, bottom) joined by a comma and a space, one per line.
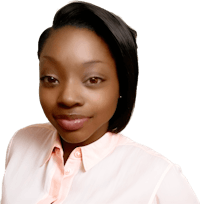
4, 130, 20, 169
156, 164, 200, 204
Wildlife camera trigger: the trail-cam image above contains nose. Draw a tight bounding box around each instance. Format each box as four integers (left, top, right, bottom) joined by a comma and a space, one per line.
57, 80, 84, 108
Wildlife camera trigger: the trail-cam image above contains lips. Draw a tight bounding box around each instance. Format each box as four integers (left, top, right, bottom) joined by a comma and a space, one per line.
54, 114, 90, 131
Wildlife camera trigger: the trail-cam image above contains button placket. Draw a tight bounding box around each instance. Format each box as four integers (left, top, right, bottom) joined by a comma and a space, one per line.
64, 168, 72, 176
64, 148, 82, 177
74, 151, 81, 158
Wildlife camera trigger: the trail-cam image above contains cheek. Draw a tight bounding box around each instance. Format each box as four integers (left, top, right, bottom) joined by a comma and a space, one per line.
91, 84, 119, 119
39, 88, 55, 115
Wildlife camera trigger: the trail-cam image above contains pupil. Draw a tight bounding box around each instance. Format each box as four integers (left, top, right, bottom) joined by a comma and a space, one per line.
91, 78, 97, 83
49, 77, 55, 82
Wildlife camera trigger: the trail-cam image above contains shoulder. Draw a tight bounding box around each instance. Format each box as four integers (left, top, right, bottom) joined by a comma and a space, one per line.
9, 123, 55, 147
5, 123, 56, 168
117, 133, 172, 164
11, 122, 55, 141
113, 134, 174, 175
10, 122, 55, 135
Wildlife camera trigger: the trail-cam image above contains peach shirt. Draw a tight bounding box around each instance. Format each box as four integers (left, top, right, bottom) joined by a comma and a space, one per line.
1, 123, 199, 204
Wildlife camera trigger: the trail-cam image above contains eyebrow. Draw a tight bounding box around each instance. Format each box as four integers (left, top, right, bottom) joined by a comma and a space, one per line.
41, 56, 104, 66
82, 60, 103, 65
40, 56, 59, 64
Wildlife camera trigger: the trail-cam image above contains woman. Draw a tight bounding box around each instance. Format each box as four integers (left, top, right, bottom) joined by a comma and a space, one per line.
1, 1, 199, 204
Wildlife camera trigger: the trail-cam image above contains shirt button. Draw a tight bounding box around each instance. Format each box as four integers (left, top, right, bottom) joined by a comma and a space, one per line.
74, 151, 81, 158
65, 168, 71, 175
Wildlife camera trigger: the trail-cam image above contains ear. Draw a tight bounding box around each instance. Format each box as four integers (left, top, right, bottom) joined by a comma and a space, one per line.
119, 92, 122, 99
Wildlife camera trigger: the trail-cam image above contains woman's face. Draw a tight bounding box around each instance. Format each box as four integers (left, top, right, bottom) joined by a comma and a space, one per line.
39, 26, 119, 146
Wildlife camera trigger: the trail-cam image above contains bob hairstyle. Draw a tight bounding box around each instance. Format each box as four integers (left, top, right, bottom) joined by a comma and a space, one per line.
37, 1, 139, 133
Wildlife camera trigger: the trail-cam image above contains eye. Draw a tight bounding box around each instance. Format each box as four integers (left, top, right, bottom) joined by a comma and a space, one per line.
86, 77, 104, 85
40, 76, 59, 86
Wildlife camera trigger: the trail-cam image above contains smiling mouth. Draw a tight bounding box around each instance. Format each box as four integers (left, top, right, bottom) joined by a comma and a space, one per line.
54, 114, 90, 131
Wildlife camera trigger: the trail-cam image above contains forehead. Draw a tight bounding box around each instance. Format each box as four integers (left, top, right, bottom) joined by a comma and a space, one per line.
40, 26, 115, 67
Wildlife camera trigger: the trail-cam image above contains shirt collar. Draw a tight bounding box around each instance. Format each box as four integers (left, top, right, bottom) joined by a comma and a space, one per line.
41, 129, 121, 171
80, 132, 120, 171
40, 130, 63, 167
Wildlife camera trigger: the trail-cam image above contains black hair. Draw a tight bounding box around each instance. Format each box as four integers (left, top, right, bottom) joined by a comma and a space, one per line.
38, 1, 139, 133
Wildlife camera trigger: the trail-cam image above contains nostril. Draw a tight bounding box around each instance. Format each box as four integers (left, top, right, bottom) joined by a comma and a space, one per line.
56, 82, 84, 108
57, 94, 84, 108
57, 101, 82, 109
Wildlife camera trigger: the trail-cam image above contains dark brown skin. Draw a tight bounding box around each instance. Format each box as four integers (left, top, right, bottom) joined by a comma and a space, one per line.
39, 26, 119, 164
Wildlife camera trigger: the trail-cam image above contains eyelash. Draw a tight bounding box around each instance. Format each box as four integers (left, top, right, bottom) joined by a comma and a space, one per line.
85, 77, 104, 85
40, 76, 104, 86
40, 76, 59, 85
